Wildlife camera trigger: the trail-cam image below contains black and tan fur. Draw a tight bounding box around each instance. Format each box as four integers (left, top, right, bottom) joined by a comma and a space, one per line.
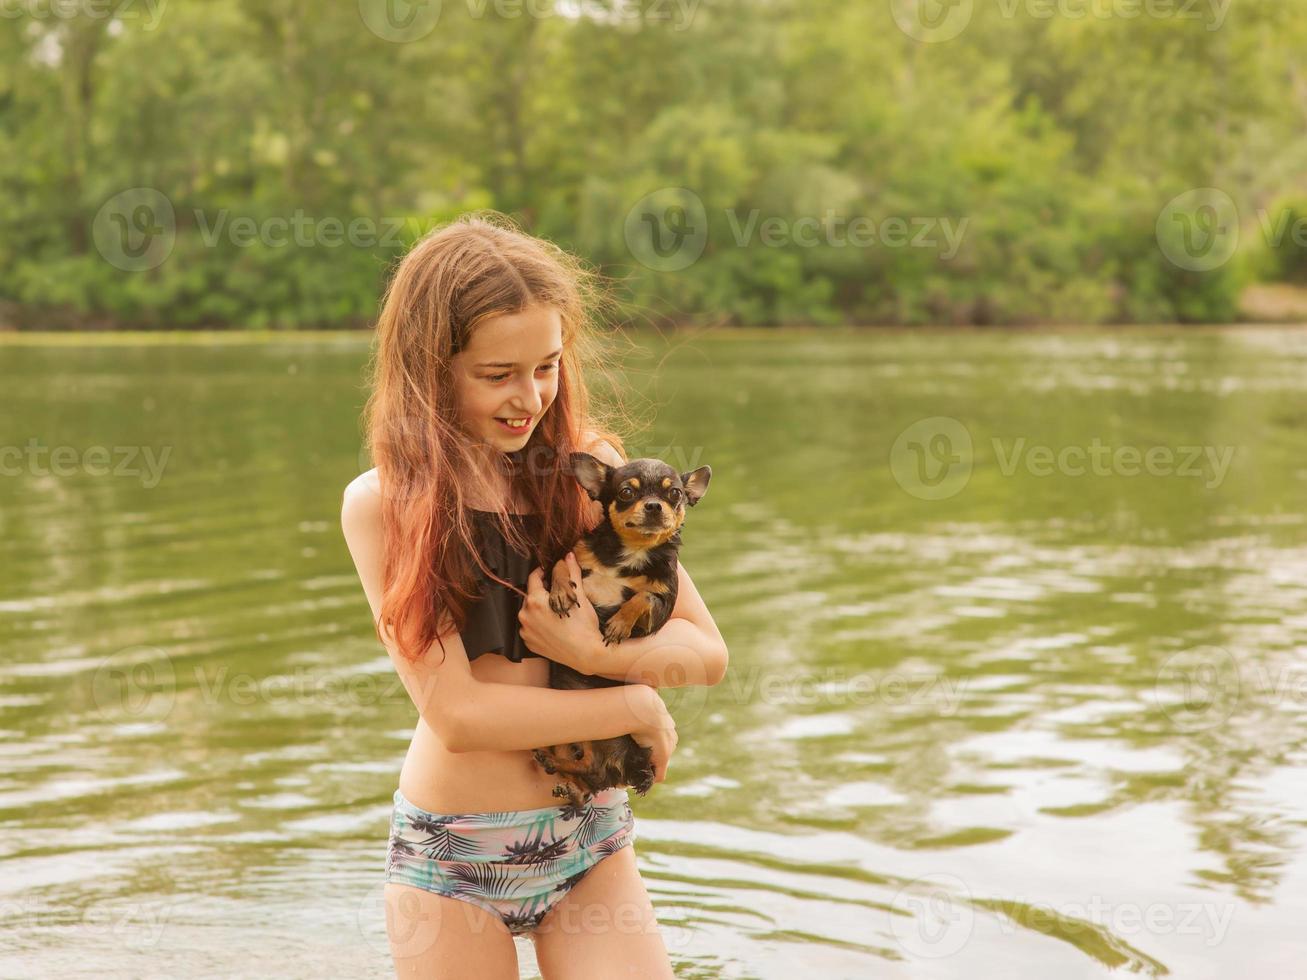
531, 452, 711, 807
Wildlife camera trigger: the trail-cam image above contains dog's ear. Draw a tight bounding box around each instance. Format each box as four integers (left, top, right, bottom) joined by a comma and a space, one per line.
568, 452, 610, 501
680, 465, 711, 507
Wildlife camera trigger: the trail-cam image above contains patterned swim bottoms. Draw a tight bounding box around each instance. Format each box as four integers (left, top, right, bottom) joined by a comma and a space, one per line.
384, 787, 637, 936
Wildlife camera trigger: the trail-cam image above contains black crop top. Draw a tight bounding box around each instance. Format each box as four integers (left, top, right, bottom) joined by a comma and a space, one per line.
460, 510, 545, 663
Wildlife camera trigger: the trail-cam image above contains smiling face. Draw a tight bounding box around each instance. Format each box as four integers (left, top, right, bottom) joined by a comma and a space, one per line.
451, 305, 564, 457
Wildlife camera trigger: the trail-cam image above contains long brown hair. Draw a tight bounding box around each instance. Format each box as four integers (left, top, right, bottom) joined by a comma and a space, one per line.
361, 211, 631, 664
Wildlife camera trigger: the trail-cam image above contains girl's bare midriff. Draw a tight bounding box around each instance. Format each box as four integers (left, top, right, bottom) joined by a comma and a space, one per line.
397, 485, 601, 815
397, 650, 571, 814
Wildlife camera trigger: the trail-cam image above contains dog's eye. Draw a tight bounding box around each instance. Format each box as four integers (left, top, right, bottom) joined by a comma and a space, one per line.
617, 487, 634, 502
669, 488, 683, 505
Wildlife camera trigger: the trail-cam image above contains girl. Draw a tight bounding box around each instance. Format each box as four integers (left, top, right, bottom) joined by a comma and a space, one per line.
341, 212, 729, 978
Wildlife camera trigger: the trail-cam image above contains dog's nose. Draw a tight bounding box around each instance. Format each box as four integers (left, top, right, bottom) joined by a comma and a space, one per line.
643, 501, 662, 515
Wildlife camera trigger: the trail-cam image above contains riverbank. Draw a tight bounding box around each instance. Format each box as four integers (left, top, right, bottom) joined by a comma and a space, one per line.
5, 289, 1306, 336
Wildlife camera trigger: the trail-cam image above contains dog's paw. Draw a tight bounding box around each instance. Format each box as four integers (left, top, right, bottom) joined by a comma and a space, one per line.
532, 747, 559, 775
630, 746, 656, 795
552, 781, 590, 808
602, 617, 633, 646
547, 561, 580, 617
548, 588, 578, 618
632, 768, 655, 795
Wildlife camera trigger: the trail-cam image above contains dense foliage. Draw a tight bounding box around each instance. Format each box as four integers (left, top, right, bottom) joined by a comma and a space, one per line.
2, 0, 1304, 328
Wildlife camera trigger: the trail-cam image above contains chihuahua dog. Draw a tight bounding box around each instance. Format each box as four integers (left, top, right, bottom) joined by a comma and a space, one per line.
531, 452, 711, 807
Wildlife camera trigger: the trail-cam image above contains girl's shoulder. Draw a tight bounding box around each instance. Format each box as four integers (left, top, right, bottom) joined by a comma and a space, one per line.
341, 469, 383, 549
580, 431, 625, 469
343, 467, 382, 510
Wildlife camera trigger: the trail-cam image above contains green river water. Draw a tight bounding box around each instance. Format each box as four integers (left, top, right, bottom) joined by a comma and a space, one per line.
2, 326, 1306, 977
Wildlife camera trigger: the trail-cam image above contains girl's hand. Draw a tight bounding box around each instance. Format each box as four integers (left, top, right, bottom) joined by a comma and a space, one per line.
517, 553, 601, 673
629, 687, 677, 784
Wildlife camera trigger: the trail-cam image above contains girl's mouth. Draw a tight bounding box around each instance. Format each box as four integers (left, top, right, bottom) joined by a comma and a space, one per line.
495, 416, 532, 433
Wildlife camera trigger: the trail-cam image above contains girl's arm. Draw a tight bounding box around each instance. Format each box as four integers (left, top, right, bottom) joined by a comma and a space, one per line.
397, 649, 668, 754
520, 558, 728, 688
578, 561, 728, 687
341, 473, 670, 753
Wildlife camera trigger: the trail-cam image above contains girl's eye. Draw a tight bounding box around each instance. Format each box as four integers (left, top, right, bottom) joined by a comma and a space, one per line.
486, 362, 559, 384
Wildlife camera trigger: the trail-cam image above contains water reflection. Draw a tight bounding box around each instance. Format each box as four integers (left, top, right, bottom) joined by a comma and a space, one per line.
2, 328, 1306, 977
